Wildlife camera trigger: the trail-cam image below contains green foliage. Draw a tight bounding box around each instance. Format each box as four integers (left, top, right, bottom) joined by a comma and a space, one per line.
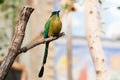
0, 0, 5, 4
117, 6, 120, 10
98, 0, 102, 4
1, 0, 21, 19
0, 27, 8, 41
0, 0, 22, 58
71, 0, 78, 2
0, 27, 10, 58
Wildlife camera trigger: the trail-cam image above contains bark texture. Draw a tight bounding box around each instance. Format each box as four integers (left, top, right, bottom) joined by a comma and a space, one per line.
0, 6, 34, 80
85, 0, 109, 80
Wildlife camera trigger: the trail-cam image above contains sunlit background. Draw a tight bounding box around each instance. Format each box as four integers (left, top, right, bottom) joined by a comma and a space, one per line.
0, 0, 120, 80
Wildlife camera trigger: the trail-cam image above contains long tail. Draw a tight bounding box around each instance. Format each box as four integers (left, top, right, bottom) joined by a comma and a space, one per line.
39, 42, 49, 77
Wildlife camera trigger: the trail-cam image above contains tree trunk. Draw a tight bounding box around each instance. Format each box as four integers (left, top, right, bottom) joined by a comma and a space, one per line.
66, 12, 72, 80
0, 6, 34, 80
85, 0, 109, 80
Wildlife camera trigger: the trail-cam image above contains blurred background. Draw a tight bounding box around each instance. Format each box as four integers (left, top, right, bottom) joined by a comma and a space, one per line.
0, 0, 120, 80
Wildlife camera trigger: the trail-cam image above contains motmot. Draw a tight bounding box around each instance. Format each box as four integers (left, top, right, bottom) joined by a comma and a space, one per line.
39, 10, 62, 77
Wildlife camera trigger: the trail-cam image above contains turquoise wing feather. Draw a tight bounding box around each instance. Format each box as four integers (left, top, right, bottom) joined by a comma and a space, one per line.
44, 19, 51, 38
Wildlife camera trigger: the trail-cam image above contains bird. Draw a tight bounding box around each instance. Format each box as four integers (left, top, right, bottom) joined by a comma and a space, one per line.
38, 10, 62, 77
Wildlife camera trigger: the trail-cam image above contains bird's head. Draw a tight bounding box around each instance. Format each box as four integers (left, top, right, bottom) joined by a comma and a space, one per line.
51, 10, 60, 17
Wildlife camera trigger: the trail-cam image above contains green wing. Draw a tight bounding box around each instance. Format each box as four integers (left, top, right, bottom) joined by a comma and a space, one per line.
44, 19, 51, 38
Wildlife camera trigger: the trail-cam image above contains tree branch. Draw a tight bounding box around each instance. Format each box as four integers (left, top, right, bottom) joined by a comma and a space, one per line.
18, 32, 65, 54
0, 6, 34, 80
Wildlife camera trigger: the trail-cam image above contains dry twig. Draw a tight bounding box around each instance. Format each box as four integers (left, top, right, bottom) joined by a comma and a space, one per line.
18, 32, 65, 54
